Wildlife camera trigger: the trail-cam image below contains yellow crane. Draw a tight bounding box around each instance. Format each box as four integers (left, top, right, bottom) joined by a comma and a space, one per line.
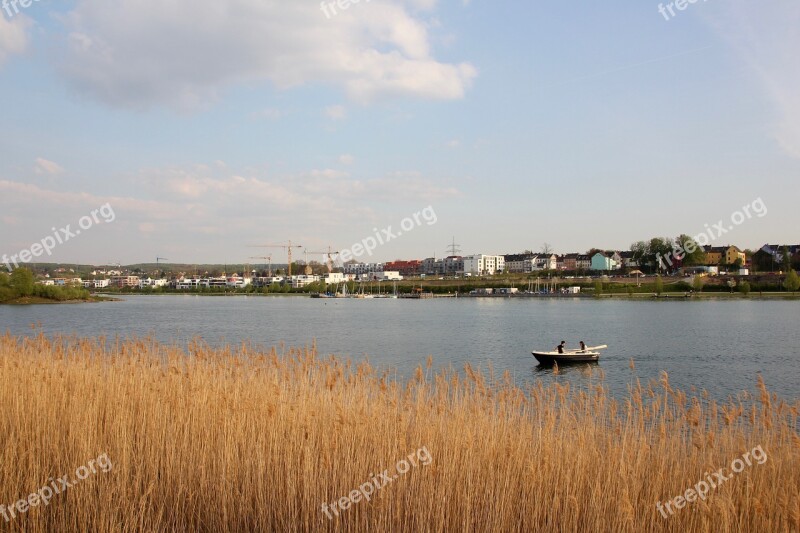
248, 241, 303, 277
302, 246, 341, 273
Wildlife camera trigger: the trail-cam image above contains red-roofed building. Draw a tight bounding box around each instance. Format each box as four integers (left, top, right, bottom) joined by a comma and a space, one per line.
384, 260, 421, 276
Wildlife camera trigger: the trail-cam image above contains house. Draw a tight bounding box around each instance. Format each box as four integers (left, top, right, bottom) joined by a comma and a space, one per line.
591, 252, 620, 272
534, 254, 558, 271
176, 278, 203, 289
253, 276, 285, 287
290, 275, 320, 288
462, 255, 505, 275
110, 275, 140, 288
619, 251, 640, 269
576, 254, 592, 270
504, 253, 537, 273
322, 272, 346, 284
704, 246, 745, 266
562, 253, 579, 271
139, 278, 167, 288
752, 244, 800, 271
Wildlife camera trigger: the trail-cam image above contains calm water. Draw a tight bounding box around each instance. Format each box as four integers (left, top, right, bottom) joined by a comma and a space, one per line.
1, 295, 798, 399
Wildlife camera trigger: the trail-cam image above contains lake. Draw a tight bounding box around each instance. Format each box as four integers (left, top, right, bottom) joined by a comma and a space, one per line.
1, 295, 798, 400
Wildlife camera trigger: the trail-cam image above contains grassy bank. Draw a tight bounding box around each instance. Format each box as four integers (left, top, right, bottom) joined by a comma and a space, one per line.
1, 334, 797, 532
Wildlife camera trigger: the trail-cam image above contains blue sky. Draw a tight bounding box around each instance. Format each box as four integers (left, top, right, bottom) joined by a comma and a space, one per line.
0, 0, 797, 266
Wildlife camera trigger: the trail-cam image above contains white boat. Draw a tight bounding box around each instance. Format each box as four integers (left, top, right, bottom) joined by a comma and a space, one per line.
532, 345, 608, 365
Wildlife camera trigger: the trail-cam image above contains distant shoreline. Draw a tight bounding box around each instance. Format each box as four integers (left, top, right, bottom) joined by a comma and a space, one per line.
0, 295, 120, 305
53, 291, 800, 303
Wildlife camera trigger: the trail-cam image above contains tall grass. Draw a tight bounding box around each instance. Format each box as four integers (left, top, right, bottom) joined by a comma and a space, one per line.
0, 333, 798, 532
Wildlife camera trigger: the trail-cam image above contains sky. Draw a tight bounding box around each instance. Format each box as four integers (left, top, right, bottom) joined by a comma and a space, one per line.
0, 0, 798, 267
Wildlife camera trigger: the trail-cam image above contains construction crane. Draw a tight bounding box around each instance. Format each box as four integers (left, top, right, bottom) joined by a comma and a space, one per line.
156, 257, 168, 274
249, 255, 273, 277
302, 247, 341, 273
248, 241, 303, 277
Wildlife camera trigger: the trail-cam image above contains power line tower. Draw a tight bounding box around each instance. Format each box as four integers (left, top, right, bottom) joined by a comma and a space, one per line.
446, 237, 461, 257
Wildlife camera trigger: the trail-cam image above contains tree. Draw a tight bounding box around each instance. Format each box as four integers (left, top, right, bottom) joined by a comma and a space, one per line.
782, 247, 792, 272
630, 241, 649, 271
0, 272, 9, 287
654, 275, 664, 295
676, 234, 706, 266
541, 243, 553, 255
649, 238, 674, 272
738, 281, 751, 295
692, 276, 704, 292
594, 280, 603, 297
783, 269, 800, 292
10, 268, 35, 296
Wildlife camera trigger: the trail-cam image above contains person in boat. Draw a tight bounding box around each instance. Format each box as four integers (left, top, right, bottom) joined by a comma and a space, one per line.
556, 341, 566, 354
579, 341, 587, 353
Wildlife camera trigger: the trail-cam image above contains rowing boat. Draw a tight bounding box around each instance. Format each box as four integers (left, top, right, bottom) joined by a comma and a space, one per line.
531, 345, 607, 365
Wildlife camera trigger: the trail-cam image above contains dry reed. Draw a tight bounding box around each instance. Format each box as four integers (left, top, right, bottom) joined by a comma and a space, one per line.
0, 332, 798, 532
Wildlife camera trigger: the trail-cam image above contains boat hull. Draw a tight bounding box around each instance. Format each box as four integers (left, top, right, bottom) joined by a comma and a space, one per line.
532, 351, 600, 365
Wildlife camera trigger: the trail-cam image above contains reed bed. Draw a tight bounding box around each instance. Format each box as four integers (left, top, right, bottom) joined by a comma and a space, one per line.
0, 332, 798, 532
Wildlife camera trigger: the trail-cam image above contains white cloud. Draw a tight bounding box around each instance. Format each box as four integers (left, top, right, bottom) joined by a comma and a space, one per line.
446, 139, 460, 148
338, 154, 355, 165
325, 105, 347, 120
56, 0, 476, 110
706, 1, 800, 158
34, 158, 65, 176
0, 14, 30, 66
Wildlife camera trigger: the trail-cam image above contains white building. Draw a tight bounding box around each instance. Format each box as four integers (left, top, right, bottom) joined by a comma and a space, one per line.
462, 255, 505, 275
176, 278, 203, 289
226, 275, 251, 288
534, 254, 558, 271
343, 263, 384, 275
290, 275, 320, 288
139, 278, 167, 288
360, 271, 403, 281
322, 272, 346, 284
